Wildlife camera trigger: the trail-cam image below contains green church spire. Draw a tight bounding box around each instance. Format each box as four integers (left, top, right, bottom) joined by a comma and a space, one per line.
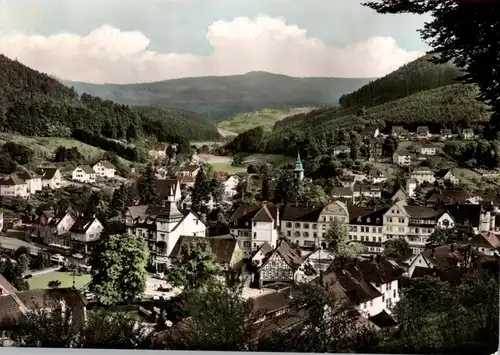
294, 151, 304, 172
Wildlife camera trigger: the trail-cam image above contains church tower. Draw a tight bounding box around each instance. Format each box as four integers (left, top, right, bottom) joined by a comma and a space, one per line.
293, 151, 305, 182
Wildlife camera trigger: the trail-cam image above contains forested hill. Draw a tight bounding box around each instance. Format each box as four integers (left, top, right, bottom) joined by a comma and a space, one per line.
61, 72, 374, 122
338, 54, 463, 109
0, 55, 221, 143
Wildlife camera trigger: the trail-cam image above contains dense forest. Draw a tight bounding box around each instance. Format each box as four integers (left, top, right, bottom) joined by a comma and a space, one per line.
0, 55, 221, 144
227, 56, 490, 157
338, 54, 463, 109
62, 72, 372, 122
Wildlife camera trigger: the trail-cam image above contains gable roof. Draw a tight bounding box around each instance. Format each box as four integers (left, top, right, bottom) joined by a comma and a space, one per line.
0, 274, 18, 294
169, 236, 238, 264
470, 232, 500, 249
1, 175, 26, 186
95, 160, 116, 169
35, 167, 59, 180
403, 206, 448, 220
230, 203, 279, 229
427, 190, 470, 205
182, 164, 199, 172
420, 244, 486, 270
260, 239, 303, 271
252, 204, 275, 223
444, 204, 482, 227
17, 170, 40, 180
69, 217, 98, 233
348, 207, 388, 225
255, 242, 273, 257
76, 165, 95, 174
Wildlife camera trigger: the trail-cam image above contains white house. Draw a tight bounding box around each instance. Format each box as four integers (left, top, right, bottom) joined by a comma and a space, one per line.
332, 146, 351, 156
93, 160, 116, 178
179, 164, 200, 178
229, 203, 280, 258
392, 152, 411, 166
124, 186, 207, 271
470, 232, 500, 256
0, 175, 29, 198
72, 165, 96, 184
442, 169, 460, 185
17, 170, 42, 194
280, 201, 349, 252
69, 216, 104, 255
33, 210, 76, 247
410, 168, 435, 185
148, 143, 169, 160
348, 207, 386, 253
419, 144, 437, 156
35, 167, 63, 189
327, 258, 401, 317
416, 126, 431, 138
222, 175, 239, 198
0, 210, 3, 232
383, 201, 455, 254
462, 129, 474, 140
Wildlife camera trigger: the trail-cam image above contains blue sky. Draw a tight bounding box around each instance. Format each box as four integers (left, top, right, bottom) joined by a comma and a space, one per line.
0, 0, 432, 83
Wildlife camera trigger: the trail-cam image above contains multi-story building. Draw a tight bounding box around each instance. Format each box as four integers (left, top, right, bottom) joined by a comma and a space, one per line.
17, 170, 42, 194
35, 167, 63, 190
72, 165, 96, 184
348, 207, 388, 253
124, 186, 207, 271
392, 152, 411, 166
229, 203, 280, 258
257, 239, 303, 286
420, 144, 437, 156
0, 176, 29, 198
280, 201, 349, 251
410, 168, 435, 185
33, 210, 76, 247
93, 160, 116, 178
69, 216, 104, 255
383, 201, 455, 254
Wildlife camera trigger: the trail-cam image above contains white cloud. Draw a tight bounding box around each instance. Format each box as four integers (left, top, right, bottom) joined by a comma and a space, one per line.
0, 15, 424, 84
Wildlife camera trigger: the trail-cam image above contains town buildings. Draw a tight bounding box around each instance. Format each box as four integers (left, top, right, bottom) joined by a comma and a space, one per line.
72, 165, 96, 184
93, 160, 116, 178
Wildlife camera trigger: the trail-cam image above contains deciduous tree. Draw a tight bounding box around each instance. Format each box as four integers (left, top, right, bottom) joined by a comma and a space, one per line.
324, 220, 365, 259
89, 234, 149, 306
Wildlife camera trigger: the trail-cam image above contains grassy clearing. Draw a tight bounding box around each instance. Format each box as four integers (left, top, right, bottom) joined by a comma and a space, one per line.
0, 134, 133, 166
210, 163, 247, 173
28, 271, 91, 290
244, 153, 295, 167
373, 162, 399, 178
217, 107, 314, 134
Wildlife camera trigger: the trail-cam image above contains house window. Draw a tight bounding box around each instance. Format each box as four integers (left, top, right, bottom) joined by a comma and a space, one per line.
286, 222, 292, 228
304, 223, 309, 229
253, 222, 257, 227
393, 290, 396, 298
312, 224, 317, 229
366, 218, 371, 223
363, 303, 367, 309
313, 232, 317, 238
382, 295, 385, 302
195, 220, 199, 225
304, 232, 309, 238
370, 300, 373, 307
295, 223, 301, 228
386, 217, 392, 223
253, 243, 256, 247
287, 231, 291, 236
372, 237, 376, 242
243, 241, 250, 247
398, 218, 405, 223
253, 232, 257, 239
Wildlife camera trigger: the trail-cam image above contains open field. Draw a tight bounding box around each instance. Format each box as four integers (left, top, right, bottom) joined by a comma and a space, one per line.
217, 107, 315, 134
244, 153, 295, 167
198, 153, 293, 173
28, 271, 92, 290
0, 134, 133, 166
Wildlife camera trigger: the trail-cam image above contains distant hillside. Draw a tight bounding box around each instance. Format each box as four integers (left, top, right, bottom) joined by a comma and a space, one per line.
0, 54, 220, 144
225, 56, 490, 156
217, 107, 317, 134
61, 72, 373, 122
338, 54, 463, 109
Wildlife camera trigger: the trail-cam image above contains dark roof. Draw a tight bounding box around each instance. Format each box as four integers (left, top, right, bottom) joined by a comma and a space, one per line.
369, 310, 397, 328
252, 204, 275, 223
96, 160, 116, 169
444, 204, 482, 227
470, 232, 500, 249
0, 288, 87, 329
281, 205, 322, 222
0, 274, 18, 294
441, 128, 452, 135
404, 206, 446, 219
1, 175, 26, 186
411, 266, 466, 284
420, 244, 487, 270
69, 217, 97, 233
35, 167, 59, 180
330, 269, 382, 304
17, 170, 40, 180
77, 165, 95, 174
427, 190, 470, 205
330, 258, 402, 285
230, 203, 279, 229
260, 239, 303, 271
348, 207, 388, 225
256, 242, 273, 257
251, 287, 301, 315
170, 236, 238, 264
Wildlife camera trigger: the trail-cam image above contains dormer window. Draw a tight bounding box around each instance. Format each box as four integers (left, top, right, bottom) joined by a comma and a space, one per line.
376, 218, 380, 223
366, 218, 371, 223
357, 217, 362, 222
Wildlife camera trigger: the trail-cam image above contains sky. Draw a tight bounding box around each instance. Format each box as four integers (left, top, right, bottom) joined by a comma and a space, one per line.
0, 0, 432, 84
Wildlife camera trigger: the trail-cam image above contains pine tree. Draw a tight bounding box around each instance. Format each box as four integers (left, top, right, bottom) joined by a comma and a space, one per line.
108, 184, 130, 218
137, 163, 158, 205
191, 168, 211, 211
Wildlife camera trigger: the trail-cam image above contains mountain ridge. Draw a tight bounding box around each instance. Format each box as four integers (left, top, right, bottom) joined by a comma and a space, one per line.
60, 72, 375, 122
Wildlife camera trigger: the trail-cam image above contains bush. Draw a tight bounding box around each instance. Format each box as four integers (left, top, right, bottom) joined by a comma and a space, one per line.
48, 280, 62, 288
